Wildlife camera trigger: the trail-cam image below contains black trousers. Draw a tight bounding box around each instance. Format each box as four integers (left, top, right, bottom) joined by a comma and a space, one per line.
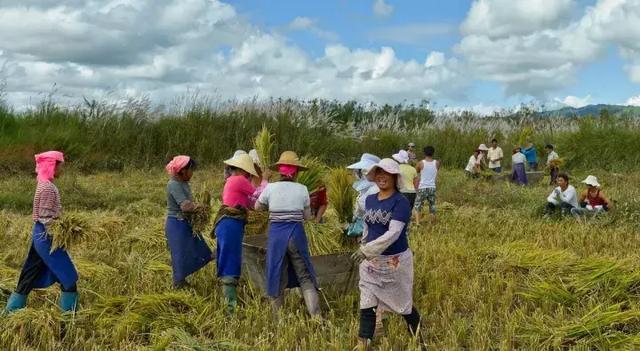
359, 306, 421, 339
15, 244, 77, 295
544, 202, 574, 217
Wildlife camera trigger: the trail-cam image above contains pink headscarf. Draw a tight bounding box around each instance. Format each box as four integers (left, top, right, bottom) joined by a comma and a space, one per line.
165, 155, 191, 176
278, 164, 298, 178
35, 151, 64, 182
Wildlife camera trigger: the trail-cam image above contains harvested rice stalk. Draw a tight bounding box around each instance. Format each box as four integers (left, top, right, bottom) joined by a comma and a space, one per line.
186, 191, 211, 236
549, 158, 565, 168
296, 157, 327, 192
327, 168, 355, 224
253, 125, 274, 168
518, 127, 534, 146
305, 220, 346, 256
245, 211, 269, 236
48, 213, 92, 252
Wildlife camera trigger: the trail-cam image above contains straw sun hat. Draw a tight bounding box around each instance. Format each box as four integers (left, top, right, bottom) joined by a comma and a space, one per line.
271, 151, 308, 171
224, 153, 258, 177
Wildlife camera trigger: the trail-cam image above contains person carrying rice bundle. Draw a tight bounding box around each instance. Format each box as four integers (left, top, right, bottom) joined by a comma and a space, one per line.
255, 151, 321, 318
165, 156, 212, 289
213, 153, 259, 314
545, 144, 560, 185
5, 151, 79, 314
346, 153, 381, 237
571, 175, 612, 222
510, 146, 528, 185
351, 158, 425, 349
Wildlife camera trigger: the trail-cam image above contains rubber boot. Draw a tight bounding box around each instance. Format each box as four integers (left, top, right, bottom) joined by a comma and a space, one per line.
59, 292, 78, 313
270, 296, 284, 315
222, 284, 238, 315
301, 283, 321, 317
4, 292, 27, 314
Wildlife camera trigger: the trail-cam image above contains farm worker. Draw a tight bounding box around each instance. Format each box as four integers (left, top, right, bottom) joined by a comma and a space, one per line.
351, 158, 425, 349
4, 151, 80, 314
510, 146, 528, 185
476, 143, 489, 168
543, 173, 578, 218
545, 144, 560, 185
571, 176, 612, 222
414, 146, 440, 225
392, 150, 418, 209
255, 151, 321, 318
464, 149, 482, 178
309, 185, 328, 223
213, 153, 259, 314
224, 150, 247, 180
165, 156, 212, 289
406, 142, 417, 163
346, 153, 381, 237
487, 138, 504, 173
522, 142, 538, 170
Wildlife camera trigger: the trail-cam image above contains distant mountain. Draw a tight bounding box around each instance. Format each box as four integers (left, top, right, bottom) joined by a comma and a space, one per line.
537, 104, 640, 117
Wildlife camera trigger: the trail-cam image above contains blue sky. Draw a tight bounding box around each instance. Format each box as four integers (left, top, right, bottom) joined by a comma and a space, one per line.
1, 0, 640, 112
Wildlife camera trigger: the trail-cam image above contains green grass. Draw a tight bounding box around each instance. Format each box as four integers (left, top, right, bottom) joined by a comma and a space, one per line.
1, 168, 639, 350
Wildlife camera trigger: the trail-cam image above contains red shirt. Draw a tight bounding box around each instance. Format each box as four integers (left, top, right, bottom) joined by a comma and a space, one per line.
309, 187, 328, 210
222, 175, 256, 209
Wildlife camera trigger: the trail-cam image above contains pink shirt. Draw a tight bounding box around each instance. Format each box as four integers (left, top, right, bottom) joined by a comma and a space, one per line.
223, 175, 256, 209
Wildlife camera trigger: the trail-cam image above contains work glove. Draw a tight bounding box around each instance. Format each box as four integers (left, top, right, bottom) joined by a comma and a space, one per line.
351, 247, 367, 264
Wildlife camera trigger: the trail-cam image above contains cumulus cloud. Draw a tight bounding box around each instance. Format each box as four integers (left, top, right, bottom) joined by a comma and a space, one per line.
373, 0, 393, 17
555, 95, 592, 108
626, 95, 640, 106
0, 0, 466, 108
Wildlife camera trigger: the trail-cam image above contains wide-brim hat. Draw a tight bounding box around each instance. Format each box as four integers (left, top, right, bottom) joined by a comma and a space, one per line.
347, 153, 381, 171
478, 144, 489, 151
392, 150, 409, 164
581, 175, 600, 187
224, 153, 258, 177
367, 158, 403, 185
271, 151, 307, 171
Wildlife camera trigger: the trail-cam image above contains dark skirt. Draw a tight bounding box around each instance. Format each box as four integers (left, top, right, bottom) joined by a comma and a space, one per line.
165, 217, 213, 283
265, 221, 317, 297
511, 163, 528, 185
214, 217, 246, 278
401, 192, 416, 209
21, 222, 78, 291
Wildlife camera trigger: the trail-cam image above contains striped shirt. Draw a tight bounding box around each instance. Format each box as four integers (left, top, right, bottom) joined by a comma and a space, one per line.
269, 210, 305, 222
32, 181, 61, 223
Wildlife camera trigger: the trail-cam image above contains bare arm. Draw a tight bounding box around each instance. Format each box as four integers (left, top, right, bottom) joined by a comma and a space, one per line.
315, 205, 327, 223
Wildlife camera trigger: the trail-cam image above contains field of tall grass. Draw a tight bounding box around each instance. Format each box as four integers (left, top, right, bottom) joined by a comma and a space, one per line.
1, 165, 639, 350
2, 98, 640, 174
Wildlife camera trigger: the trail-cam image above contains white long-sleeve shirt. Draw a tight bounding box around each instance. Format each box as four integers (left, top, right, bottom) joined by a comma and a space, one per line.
547, 185, 578, 208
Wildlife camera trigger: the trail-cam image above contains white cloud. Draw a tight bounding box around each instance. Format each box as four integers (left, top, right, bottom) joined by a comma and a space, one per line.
373, 0, 393, 17
626, 95, 640, 106
0, 0, 467, 108
425, 52, 445, 68
368, 23, 453, 45
287, 16, 338, 41
555, 95, 592, 108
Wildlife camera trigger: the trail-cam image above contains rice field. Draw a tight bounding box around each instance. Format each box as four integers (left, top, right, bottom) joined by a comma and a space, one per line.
1, 167, 640, 350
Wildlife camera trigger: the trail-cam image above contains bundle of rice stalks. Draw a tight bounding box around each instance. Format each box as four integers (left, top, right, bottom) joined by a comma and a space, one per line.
327, 168, 355, 224
245, 210, 269, 236
549, 158, 565, 168
253, 124, 274, 168
518, 127, 534, 146
187, 191, 211, 236
305, 219, 347, 256
49, 213, 93, 252
296, 157, 328, 192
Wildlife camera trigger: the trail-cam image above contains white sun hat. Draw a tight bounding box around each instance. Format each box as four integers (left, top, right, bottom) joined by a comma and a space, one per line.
581, 175, 601, 187
392, 150, 410, 164
478, 144, 489, 151
347, 153, 381, 171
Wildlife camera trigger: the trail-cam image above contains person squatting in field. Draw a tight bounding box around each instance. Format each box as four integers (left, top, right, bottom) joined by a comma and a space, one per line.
571, 175, 612, 223
351, 158, 425, 349
543, 173, 578, 218
165, 156, 213, 289
414, 146, 439, 226
4, 151, 80, 314
255, 151, 321, 318
213, 152, 262, 315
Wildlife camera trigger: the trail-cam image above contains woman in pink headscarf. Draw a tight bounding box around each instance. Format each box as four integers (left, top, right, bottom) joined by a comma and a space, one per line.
164, 155, 212, 289
255, 151, 321, 318
5, 151, 80, 314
